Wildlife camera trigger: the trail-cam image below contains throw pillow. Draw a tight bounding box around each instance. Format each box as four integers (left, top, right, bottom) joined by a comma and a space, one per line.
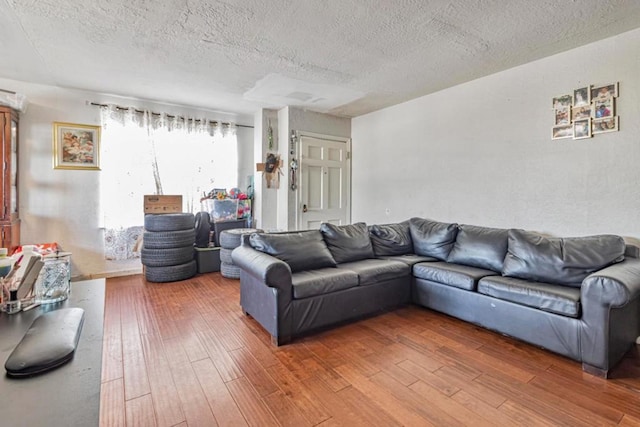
447, 224, 509, 272
320, 222, 375, 264
249, 230, 336, 272
502, 229, 626, 287
409, 217, 458, 260
369, 221, 413, 256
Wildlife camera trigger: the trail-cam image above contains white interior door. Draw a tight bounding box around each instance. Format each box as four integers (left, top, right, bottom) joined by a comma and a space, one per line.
298, 134, 351, 230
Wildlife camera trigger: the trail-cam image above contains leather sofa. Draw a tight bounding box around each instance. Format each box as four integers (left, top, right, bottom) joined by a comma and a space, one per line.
232, 218, 640, 377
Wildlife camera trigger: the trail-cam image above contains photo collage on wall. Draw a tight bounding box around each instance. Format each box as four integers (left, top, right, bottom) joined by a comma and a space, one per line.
551, 82, 619, 140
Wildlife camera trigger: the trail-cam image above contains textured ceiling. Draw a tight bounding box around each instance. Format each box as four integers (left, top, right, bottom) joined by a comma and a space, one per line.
2, 0, 640, 122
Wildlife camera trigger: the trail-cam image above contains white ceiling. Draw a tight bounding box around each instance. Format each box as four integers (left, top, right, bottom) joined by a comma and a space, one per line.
2, 0, 640, 123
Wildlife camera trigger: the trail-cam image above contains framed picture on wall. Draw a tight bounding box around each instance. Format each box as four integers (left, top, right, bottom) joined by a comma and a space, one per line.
554, 107, 570, 125
593, 98, 614, 119
591, 82, 618, 101
552, 124, 573, 140
592, 116, 618, 134
571, 105, 591, 121
573, 87, 590, 106
551, 81, 619, 140
552, 94, 572, 110
53, 122, 101, 170
573, 119, 591, 139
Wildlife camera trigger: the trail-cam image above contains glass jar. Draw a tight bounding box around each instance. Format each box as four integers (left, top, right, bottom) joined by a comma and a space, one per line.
35, 252, 71, 304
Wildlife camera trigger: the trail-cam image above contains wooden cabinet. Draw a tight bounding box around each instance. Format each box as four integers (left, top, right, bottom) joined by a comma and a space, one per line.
0, 106, 19, 251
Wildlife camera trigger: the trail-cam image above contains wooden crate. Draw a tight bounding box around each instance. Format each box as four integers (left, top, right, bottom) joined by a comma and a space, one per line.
143, 195, 182, 214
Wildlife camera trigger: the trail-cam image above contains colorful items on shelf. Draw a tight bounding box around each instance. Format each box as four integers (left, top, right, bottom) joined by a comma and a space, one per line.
201, 187, 252, 222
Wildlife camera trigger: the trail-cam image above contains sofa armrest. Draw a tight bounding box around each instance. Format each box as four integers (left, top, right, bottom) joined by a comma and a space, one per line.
232, 245, 293, 293
582, 258, 640, 308
579, 258, 640, 374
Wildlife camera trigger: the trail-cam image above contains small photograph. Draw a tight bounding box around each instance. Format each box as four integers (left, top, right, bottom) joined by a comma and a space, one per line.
573, 119, 591, 139
591, 82, 618, 101
554, 107, 570, 125
571, 104, 591, 121
594, 98, 614, 119
573, 87, 590, 106
552, 94, 572, 110
592, 116, 619, 134
552, 124, 573, 140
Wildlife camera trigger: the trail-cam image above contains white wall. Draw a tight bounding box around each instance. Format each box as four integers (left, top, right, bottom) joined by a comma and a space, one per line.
0, 77, 253, 278
352, 27, 640, 243
236, 126, 255, 193
252, 109, 279, 231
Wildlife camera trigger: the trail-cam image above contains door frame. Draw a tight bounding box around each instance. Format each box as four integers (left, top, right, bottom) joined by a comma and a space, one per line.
295, 131, 352, 230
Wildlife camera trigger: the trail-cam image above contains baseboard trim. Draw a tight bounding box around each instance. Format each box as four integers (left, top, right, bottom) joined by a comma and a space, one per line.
72, 268, 143, 281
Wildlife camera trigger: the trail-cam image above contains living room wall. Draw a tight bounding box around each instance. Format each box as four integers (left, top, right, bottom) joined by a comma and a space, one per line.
352, 27, 640, 244
0, 77, 253, 277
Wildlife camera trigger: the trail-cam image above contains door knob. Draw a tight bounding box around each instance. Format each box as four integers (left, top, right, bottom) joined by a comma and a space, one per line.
302, 204, 308, 213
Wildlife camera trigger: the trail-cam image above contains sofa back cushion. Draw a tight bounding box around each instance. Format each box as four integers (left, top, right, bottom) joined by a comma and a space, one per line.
369, 221, 413, 256
409, 217, 458, 261
249, 230, 336, 272
502, 229, 626, 287
320, 222, 375, 264
447, 224, 509, 272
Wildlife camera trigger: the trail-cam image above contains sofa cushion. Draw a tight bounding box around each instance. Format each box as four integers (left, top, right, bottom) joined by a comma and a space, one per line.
369, 222, 413, 256
320, 222, 375, 264
292, 268, 359, 299
413, 261, 498, 291
249, 230, 336, 273
447, 224, 509, 272
478, 276, 581, 318
502, 229, 626, 287
377, 254, 437, 267
337, 259, 410, 286
409, 218, 458, 260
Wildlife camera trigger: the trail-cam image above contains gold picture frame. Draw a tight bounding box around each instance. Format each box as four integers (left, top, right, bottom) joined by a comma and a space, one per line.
53, 122, 101, 170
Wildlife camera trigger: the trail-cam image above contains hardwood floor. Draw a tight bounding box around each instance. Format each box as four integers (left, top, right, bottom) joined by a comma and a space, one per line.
99, 273, 640, 426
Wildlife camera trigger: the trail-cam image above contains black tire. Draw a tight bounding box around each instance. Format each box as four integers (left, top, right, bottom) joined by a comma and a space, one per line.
220, 248, 234, 264
220, 262, 241, 279
194, 212, 211, 248
141, 246, 194, 267
144, 213, 195, 232
145, 260, 197, 283
143, 229, 195, 249
219, 228, 261, 249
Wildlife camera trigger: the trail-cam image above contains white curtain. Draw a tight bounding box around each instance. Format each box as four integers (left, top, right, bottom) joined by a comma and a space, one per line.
99, 105, 238, 259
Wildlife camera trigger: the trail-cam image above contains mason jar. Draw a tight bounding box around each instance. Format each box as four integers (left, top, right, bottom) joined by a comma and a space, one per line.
35, 252, 72, 304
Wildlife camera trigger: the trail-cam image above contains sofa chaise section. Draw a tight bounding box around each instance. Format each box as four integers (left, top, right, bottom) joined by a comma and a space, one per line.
411, 222, 640, 377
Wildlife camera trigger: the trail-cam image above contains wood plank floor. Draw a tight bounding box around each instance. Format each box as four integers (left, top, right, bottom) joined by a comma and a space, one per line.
99, 273, 640, 426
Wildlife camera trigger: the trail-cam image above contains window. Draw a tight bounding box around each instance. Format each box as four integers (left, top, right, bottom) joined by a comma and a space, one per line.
99, 106, 237, 259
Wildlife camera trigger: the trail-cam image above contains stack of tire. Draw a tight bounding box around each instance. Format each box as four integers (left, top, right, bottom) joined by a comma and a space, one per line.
142, 213, 197, 283
219, 228, 262, 279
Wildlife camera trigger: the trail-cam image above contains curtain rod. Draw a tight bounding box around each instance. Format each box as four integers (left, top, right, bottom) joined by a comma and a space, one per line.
89, 102, 254, 129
